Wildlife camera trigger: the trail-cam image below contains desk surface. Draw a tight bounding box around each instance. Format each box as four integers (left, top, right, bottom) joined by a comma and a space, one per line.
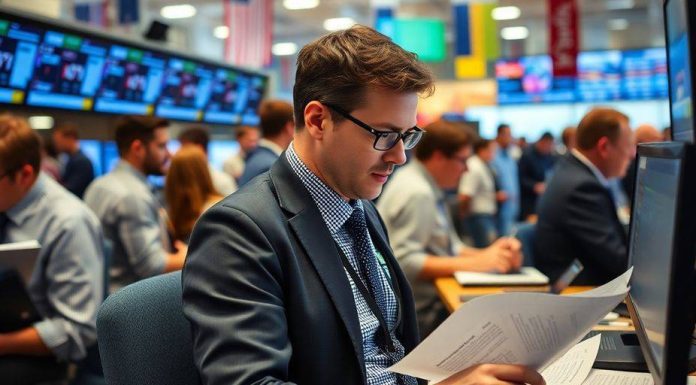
434, 277, 633, 332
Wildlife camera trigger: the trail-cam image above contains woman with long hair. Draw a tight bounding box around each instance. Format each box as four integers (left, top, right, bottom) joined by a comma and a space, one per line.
165, 146, 223, 243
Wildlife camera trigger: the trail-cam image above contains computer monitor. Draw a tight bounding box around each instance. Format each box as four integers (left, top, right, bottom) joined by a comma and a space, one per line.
664, 0, 696, 142
626, 142, 696, 385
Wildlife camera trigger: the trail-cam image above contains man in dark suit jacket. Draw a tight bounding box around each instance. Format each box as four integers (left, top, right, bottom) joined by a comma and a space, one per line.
535, 108, 636, 285
52, 123, 95, 198
182, 26, 544, 385
518, 132, 556, 221
238, 100, 295, 186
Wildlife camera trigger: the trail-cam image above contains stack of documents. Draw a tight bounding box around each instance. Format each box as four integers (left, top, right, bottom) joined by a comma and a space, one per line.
390, 269, 634, 384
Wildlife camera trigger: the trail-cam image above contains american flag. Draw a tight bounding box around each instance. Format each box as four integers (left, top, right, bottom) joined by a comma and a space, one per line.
223, 0, 274, 69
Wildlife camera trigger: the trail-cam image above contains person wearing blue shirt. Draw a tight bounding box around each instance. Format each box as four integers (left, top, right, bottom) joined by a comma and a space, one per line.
52, 123, 95, 199
237, 100, 295, 186
0, 114, 104, 384
490, 124, 520, 236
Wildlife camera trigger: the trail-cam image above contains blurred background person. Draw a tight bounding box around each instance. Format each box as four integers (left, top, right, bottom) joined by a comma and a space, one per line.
378, 120, 521, 336
459, 138, 500, 247
518, 132, 557, 221
165, 146, 223, 244
238, 100, 294, 186
52, 123, 95, 199
662, 126, 671, 141
621, 123, 664, 203
223, 125, 260, 183
178, 127, 237, 196
39, 135, 61, 181
490, 123, 519, 236
557, 126, 577, 156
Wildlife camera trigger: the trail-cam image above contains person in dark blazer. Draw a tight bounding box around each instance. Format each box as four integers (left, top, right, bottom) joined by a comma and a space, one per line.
535, 108, 636, 285
52, 123, 95, 198
518, 132, 556, 221
182, 26, 544, 385
237, 100, 295, 186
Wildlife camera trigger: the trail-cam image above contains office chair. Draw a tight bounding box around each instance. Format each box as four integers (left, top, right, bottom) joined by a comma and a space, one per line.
514, 222, 536, 267
97, 271, 201, 385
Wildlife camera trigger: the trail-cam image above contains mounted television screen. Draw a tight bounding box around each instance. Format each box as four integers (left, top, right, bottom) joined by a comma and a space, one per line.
577, 50, 623, 102
0, 8, 267, 124
26, 29, 108, 110
154, 58, 214, 122
622, 48, 668, 100
0, 18, 41, 105
496, 55, 575, 104
94, 45, 166, 115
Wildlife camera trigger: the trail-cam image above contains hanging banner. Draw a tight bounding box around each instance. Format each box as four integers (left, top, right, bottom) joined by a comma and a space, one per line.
548, 0, 578, 77
453, 1, 497, 79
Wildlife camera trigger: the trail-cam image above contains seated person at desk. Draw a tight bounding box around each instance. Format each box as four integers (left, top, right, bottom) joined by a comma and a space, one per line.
377, 120, 522, 337
535, 108, 635, 285
85, 116, 187, 292
0, 114, 104, 382
182, 26, 543, 385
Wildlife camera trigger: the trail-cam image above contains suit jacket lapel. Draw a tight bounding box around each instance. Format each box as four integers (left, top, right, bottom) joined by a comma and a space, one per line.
269, 156, 366, 379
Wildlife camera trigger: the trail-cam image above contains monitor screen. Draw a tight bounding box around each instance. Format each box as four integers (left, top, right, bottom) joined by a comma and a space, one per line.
629, 155, 681, 373
627, 142, 696, 385
622, 48, 669, 100
577, 50, 623, 102
154, 58, 213, 121
26, 29, 108, 110
496, 55, 575, 104
0, 18, 42, 105
666, 0, 694, 142
79, 139, 102, 176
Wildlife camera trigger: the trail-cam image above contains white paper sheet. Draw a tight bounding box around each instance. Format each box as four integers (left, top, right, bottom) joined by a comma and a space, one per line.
389, 269, 632, 383
541, 335, 601, 385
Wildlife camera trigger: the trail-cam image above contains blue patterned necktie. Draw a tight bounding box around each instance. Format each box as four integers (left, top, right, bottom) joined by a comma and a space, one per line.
344, 207, 390, 321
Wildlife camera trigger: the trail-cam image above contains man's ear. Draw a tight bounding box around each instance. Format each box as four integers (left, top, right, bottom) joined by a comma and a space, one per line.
596, 136, 611, 159
303, 101, 331, 140
16, 164, 37, 189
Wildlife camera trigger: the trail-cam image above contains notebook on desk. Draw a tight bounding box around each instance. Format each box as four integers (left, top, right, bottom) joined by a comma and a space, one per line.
0, 240, 41, 284
453, 267, 549, 286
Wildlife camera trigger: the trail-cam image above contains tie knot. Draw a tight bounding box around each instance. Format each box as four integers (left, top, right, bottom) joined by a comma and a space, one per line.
345, 206, 367, 233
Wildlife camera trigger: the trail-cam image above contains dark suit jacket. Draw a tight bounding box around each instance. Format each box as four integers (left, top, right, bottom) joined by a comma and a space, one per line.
238, 145, 280, 186
534, 154, 628, 285
182, 155, 421, 385
518, 147, 556, 220
62, 149, 95, 199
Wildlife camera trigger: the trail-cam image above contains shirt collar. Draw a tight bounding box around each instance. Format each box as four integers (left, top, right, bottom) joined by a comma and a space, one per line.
259, 138, 284, 156
6, 173, 48, 226
115, 160, 150, 186
571, 149, 610, 188
285, 142, 359, 235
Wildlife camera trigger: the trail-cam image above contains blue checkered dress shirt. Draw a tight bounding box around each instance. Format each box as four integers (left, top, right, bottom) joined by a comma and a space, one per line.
286, 145, 417, 385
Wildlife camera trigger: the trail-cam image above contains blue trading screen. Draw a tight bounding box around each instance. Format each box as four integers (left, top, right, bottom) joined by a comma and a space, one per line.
496, 49, 669, 104
0, 11, 267, 124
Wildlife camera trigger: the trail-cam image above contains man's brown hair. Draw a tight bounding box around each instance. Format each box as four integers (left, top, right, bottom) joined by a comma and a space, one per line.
115, 115, 169, 157
576, 108, 629, 150
0, 114, 41, 176
236, 125, 259, 140
414, 120, 474, 161
259, 100, 294, 138
293, 25, 435, 128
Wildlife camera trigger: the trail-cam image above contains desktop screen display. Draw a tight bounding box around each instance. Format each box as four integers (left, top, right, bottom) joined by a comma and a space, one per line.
629, 155, 681, 373
154, 58, 213, 122
666, 0, 694, 143
208, 140, 239, 171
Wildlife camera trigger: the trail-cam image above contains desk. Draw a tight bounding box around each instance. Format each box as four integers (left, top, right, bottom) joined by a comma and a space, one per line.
434, 277, 633, 332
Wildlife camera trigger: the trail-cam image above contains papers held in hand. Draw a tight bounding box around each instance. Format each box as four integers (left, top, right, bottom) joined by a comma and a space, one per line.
0, 240, 41, 284
454, 267, 550, 286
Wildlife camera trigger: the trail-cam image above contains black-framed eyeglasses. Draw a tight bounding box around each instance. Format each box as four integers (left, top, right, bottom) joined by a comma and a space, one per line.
324, 103, 425, 151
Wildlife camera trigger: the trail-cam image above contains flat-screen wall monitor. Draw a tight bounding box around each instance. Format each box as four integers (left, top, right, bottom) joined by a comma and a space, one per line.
0, 7, 267, 124
626, 142, 696, 385
665, 0, 696, 142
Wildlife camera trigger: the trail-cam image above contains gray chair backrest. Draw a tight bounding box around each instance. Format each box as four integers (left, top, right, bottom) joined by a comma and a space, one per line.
97, 271, 200, 385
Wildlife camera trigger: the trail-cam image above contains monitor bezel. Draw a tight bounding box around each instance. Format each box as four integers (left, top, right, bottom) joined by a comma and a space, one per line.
663, 0, 696, 143
626, 141, 696, 385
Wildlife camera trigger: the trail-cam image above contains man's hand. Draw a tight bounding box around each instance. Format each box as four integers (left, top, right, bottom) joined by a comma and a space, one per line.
435, 364, 545, 385
480, 237, 523, 273
496, 191, 508, 203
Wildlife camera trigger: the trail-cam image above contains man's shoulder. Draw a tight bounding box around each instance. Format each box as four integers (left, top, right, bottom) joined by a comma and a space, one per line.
43, 178, 101, 229
207, 174, 279, 220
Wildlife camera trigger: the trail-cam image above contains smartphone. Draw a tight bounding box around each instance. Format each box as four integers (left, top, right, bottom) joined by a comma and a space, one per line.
550, 259, 584, 294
